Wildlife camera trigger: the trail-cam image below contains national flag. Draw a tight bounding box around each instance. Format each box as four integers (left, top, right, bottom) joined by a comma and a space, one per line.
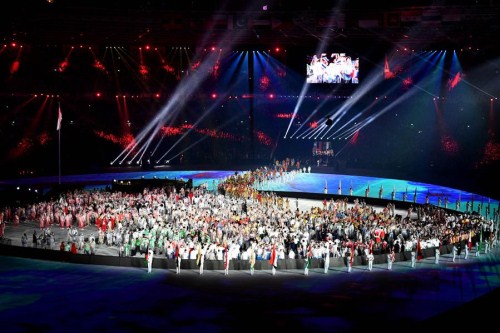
305, 244, 313, 269
196, 244, 201, 266
350, 242, 355, 265
416, 238, 423, 260
56, 104, 63, 131
224, 244, 229, 269
174, 244, 180, 264
269, 244, 277, 268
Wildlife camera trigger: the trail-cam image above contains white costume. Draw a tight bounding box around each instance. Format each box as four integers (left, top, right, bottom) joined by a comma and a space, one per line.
324, 244, 330, 274
224, 246, 230, 275
368, 253, 374, 271
387, 251, 394, 270
147, 249, 153, 273
175, 247, 181, 274
198, 245, 206, 275
346, 252, 352, 273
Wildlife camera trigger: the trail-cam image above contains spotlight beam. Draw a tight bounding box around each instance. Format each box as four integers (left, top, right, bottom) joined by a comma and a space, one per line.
164, 114, 241, 163
155, 88, 237, 163
111, 3, 267, 165
289, 106, 322, 138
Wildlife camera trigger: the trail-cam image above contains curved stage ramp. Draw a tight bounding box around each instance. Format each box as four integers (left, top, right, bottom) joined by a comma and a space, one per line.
0, 169, 499, 333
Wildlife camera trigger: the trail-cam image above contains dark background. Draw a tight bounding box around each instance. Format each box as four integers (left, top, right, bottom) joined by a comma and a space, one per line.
1, 0, 499, 198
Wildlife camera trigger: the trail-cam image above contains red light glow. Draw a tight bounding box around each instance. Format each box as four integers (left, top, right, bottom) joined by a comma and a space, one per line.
139, 64, 149, 76
447, 72, 462, 90
349, 130, 360, 144
259, 75, 270, 90
254, 130, 273, 146
94, 131, 136, 149
402, 77, 413, 88
441, 135, 459, 154
275, 113, 296, 119
10, 60, 20, 74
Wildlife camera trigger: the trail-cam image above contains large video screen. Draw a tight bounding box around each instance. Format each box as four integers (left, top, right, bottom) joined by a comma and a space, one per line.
306, 53, 359, 84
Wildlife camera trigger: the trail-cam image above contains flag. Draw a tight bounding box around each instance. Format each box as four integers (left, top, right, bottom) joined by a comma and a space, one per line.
305, 244, 312, 269
416, 238, 423, 260
56, 104, 62, 131
174, 244, 179, 264
350, 242, 355, 265
224, 244, 229, 269
196, 244, 201, 266
269, 244, 277, 268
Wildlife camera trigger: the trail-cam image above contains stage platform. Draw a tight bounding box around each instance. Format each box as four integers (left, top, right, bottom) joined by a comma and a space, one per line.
0, 168, 499, 332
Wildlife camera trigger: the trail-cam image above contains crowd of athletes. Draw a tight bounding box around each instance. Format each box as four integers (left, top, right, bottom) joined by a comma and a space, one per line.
0, 161, 497, 264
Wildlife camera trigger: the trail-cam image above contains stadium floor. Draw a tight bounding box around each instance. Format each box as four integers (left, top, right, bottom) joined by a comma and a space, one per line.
0, 168, 499, 332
